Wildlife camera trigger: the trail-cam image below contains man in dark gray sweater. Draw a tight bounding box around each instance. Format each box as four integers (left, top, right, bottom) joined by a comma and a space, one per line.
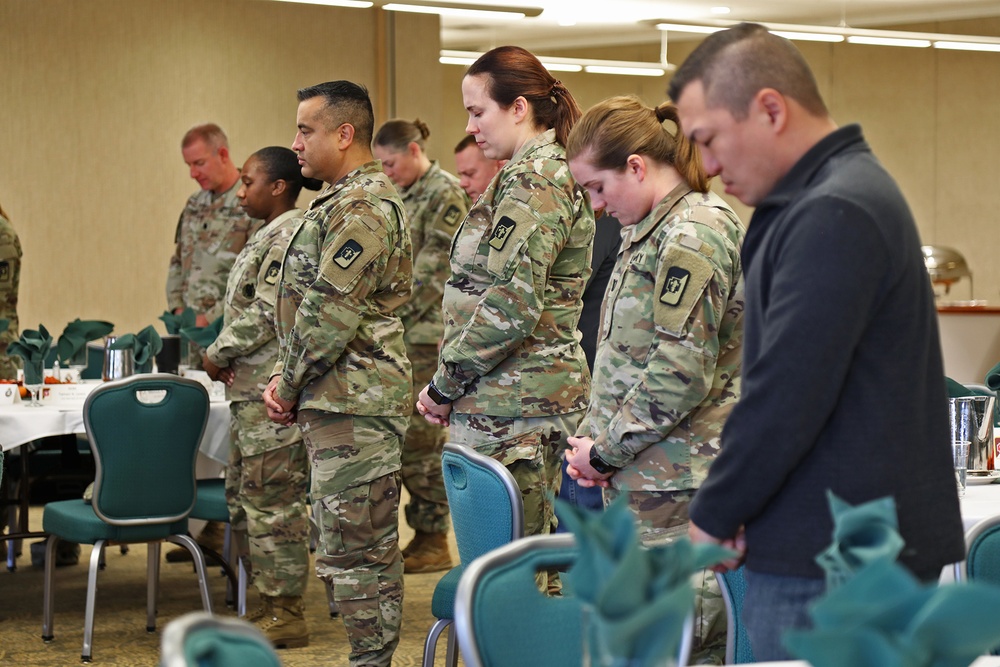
669, 22, 964, 661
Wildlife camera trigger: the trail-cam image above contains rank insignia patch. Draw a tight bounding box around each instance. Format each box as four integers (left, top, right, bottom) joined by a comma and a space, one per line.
0, 262, 9, 283
489, 216, 516, 251
242, 283, 255, 299
660, 266, 690, 306
263, 260, 281, 285
443, 205, 462, 226
333, 239, 364, 269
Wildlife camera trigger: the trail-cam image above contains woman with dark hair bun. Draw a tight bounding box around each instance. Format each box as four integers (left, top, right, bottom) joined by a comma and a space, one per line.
372, 118, 469, 573
201, 146, 320, 648
416, 46, 595, 551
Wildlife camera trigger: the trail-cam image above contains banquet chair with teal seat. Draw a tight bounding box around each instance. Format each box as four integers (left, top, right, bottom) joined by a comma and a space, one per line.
422, 442, 524, 667
454, 533, 693, 667
957, 514, 1000, 655
188, 477, 242, 614
41, 374, 214, 662
716, 566, 756, 664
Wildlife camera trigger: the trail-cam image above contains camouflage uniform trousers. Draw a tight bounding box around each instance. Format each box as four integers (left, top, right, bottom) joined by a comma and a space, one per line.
450, 411, 583, 538
299, 410, 405, 667
604, 487, 727, 666
402, 342, 449, 534
225, 400, 310, 598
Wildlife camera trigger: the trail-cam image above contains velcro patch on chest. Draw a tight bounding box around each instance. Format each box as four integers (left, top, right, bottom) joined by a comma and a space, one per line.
654, 244, 714, 337
263, 260, 282, 285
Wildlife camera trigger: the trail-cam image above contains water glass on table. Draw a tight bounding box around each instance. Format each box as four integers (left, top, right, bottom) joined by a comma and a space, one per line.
953, 439, 971, 497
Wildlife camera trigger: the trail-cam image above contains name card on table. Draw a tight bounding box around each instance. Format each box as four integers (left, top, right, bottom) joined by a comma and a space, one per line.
0, 384, 19, 405
42, 382, 100, 403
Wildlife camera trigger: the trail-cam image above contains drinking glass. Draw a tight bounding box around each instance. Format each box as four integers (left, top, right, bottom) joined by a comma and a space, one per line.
953, 440, 971, 498
22, 361, 44, 408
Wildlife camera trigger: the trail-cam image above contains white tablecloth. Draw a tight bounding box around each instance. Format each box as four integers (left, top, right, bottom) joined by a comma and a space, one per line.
960, 481, 1000, 530
0, 390, 231, 464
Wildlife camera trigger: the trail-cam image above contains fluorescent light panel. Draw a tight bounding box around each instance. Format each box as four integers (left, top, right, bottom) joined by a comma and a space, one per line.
584, 65, 665, 76
271, 0, 373, 7
847, 35, 930, 48
439, 50, 669, 76
383, 3, 525, 19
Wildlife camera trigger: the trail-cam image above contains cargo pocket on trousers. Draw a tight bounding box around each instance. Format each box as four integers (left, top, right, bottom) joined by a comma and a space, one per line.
477, 428, 547, 535
333, 572, 386, 652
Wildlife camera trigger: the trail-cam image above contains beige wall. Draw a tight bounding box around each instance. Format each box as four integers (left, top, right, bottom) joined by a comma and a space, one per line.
440, 20, 1000, 302
0, 0, 440, 338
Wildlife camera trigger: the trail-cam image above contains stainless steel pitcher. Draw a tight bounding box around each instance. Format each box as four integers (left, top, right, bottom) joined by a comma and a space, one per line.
102, 336, 134, 381
949, 395, 996, 471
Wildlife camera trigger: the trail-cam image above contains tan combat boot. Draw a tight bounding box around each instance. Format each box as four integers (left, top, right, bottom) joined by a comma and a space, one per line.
243, 595, 273, 624
403, 531, 453, 573
166, 520, 227, 563
257, 595, 309, 649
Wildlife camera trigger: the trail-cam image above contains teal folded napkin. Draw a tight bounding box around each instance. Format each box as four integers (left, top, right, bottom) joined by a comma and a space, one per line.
159, 308, 196, 335
8, 324, 51, 385
785, 558, 1000, 667
986, 362, 1000, 392
946, 376, 973, 398
557, 496, 733, 666
56, 319, 114, 365
815, 491, 904, 590
109, 326, 162, 373
786, 490, 1000, 666
180, 317, 223, 349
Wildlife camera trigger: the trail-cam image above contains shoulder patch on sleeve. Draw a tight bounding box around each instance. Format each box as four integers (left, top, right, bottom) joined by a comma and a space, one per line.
263, 260, 282, 285
442, 204, 462, 226
0, 261, 10, 283
653, 244, 714, 337
320, 223, 383, 294
488, 216, 517, 252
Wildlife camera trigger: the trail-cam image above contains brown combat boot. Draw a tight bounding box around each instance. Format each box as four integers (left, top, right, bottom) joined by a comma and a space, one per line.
257, 595, 309, 649
403, 531, 453, 573
243, 595, 273, 624
166, 520, 227, 563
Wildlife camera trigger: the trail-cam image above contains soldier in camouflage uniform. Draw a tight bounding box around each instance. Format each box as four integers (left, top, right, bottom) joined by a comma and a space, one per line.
262, 81, 411, 667
165, 123, 252, 559
417, 48, 594, 552
0, 204, 21, 380
203, 147, 320, 648
564, 96, 746, 665
373, 119, 469, 573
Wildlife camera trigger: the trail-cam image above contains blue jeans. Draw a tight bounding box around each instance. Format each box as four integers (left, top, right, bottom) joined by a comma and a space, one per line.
555, 458, 605, 532
742, 569, 826, 661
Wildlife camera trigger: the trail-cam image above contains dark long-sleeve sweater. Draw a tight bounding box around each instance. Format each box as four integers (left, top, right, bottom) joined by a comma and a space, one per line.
690, 124, 965, 580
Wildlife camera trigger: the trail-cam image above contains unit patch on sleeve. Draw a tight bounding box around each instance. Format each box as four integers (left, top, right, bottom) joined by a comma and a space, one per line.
488, 216, 517, 251
333, 239, 364, 269
443, 205, 462, 226
242, 283, 255, 299
263, 260, 282, 285
0, 262, 9, 283
653, 244, 714, 337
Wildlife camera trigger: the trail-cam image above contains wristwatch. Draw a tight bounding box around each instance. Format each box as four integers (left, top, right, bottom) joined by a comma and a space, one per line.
589, 448, 617, 475
426, 382, 454, 405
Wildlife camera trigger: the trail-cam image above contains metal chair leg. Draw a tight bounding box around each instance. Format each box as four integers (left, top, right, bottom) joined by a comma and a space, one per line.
41, 535, 58, 641
422, 618, 452, 667
82, 540, 106, 662
168, 534, 213, 613
147, 542, 161, 631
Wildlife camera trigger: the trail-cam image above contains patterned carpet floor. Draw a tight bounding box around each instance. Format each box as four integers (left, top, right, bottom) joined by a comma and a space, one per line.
0, 506, 458, 667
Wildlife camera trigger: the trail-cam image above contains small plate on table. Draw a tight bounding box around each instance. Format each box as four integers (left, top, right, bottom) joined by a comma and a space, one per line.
966, 470, 1000, 485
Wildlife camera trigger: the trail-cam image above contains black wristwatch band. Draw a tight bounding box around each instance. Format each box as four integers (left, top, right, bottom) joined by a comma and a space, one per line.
426, 382, 454, 405
589, 449, 617, 475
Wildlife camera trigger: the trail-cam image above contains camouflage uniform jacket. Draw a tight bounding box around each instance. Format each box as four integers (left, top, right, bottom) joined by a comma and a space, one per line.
583, 184, 746, 493
273, 161, 413, 417
166, 179, 253, 322
0, 215, 21, 379
206, 209, 304, 402
434, 129, 595, 417
395, 161, 469, 346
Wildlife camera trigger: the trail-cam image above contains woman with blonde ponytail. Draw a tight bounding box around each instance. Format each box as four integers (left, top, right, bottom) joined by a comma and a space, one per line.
564, 95, 746, 659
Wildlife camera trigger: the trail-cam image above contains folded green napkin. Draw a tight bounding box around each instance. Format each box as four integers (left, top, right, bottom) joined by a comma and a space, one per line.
785, 558, 1000, 667
557, 496, 733, 666
180, 317, 223, 350
946, 376, 973, 398
815, 491, 904, 590
159, 308, 196, 335
8, 324, 51, 385
56, 319, 114, 365
986, 362, 1000, 392
109, 326, 162, 373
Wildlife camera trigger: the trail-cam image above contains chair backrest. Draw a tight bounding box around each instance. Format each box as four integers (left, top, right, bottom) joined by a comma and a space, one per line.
963, 515, 1000, 584
85, 374, 209, 526
455, 534, 693, 667
160, 611, 281, 667
442, 442, 524, 566
716, 565, 756, 664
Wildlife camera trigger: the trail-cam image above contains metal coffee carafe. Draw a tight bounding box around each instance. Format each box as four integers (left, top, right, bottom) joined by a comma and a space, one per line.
949, 395, 996, 471
102, 336, 134, 381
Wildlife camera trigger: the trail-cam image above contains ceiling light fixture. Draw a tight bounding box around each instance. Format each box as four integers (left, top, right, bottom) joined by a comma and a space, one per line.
271, 0, 374, 7
655, 19, 1000, 53
439, 49, 669, 76
381, 1, 541, 20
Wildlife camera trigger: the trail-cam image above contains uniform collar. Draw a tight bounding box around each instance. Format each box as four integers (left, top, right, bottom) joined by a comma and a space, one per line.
624, 181, 694, 248
309, 161, 382, 210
